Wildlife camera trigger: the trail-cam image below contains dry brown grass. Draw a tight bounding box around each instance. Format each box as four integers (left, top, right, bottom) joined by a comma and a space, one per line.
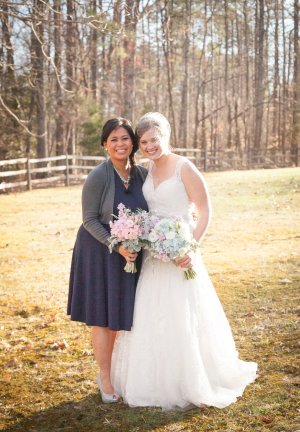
0, 167, 299, 432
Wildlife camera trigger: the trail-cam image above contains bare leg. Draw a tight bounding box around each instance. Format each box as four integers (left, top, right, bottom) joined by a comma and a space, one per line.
91, 326, 117, 394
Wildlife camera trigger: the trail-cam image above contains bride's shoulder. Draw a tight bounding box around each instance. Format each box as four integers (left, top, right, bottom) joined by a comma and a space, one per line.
174, 155, 199, 174
172, 154, 188, 162
179, 157, 206, 186
173, 155, 191, 168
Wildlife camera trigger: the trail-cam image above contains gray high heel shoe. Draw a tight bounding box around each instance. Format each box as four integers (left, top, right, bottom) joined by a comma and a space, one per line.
96, 373, 120, 403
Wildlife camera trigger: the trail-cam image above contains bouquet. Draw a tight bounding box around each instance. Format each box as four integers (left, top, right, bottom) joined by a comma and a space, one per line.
143, 215, 200, 280
109, 203, 148, 273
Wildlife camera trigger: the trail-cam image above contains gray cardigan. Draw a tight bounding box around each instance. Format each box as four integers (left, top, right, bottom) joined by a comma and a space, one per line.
82, 159, 148, 247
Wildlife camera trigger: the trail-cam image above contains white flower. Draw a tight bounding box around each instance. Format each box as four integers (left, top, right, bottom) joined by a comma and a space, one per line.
178, 247, 189, 257
178, 224, 191, 241
165, 231, 176, 240
148, 231, 159, 242
156, 218, 169, 229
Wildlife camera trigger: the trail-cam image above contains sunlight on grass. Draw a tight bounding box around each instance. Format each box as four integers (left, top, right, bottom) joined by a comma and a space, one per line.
0, 168, 299, 432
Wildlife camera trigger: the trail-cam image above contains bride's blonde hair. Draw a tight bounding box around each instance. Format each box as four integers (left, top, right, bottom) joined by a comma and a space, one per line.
135, 112, 171, 147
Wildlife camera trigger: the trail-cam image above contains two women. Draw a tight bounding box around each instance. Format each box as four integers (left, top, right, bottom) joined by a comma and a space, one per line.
68, 113, 257, 409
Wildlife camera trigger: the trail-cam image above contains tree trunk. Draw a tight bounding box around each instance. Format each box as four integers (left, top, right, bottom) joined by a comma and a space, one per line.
254, 0, 265, 155
90, 0, 98, 100
179, 0, 191, 148
281, 0, 287, 153
108, 0, 122, 116
291, 0, 299, 165
193, 0, 208, 149
99, 0, 108, 114
123, 0, 138, 120
161, 1, 177, 146
272, 0, 279, 148
224, 0, 232, 149
155, 9, 161, 111
65, 0, 76, 155
243, 1, 250, 101
33, 0, 47, 159
1, 0, 15, 81
54, 0, 64, 156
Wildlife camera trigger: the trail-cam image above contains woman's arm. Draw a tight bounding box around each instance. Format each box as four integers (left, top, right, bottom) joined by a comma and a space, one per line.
82, 166, 111, 246
181, 161, 211, 243
82, 165, 139, 263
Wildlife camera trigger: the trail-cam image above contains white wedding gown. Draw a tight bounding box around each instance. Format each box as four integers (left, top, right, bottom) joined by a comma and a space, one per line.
111, 159, 257, 410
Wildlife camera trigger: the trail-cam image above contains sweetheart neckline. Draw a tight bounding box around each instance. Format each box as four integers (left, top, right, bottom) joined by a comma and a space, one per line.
149, 174, 178, 191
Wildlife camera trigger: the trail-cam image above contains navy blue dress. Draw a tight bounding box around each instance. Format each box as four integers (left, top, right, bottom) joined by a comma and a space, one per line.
67, 169, 148, 331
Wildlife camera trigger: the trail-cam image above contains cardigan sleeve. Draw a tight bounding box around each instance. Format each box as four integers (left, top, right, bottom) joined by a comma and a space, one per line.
82, 165, 111, 246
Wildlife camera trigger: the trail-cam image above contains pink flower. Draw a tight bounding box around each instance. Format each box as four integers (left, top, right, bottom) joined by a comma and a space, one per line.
108, 204, 150, 273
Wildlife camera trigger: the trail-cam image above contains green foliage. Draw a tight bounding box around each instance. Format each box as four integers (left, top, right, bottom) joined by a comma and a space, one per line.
140, 103, 156, 116
78, 104, 104, 156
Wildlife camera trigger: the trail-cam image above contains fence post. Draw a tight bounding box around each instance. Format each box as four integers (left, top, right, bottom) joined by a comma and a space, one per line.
204, 148, 207, 172
65, 154, 70, 186
26, 158, 32, 190
247, 147, 251, 170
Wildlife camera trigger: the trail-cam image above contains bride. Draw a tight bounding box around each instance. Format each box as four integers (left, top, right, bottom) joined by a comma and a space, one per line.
111, 112, 257, 410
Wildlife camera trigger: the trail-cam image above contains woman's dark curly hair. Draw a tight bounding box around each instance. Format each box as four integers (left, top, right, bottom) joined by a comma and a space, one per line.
100, 118, 138, 168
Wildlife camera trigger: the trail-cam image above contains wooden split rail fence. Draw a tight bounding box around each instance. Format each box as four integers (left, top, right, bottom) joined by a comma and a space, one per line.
0, 155, 106, 192
0, 149, 295, 192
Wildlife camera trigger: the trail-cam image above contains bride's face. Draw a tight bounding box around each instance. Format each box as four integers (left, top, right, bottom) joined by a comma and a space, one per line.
139, 128, 169, 160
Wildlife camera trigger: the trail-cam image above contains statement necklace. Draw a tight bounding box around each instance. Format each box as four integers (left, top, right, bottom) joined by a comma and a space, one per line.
114, 167, 131, 187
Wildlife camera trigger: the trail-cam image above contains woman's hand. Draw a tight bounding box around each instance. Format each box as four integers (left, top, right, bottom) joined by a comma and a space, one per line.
118, 246, 138, 263
175, 254, 192, 269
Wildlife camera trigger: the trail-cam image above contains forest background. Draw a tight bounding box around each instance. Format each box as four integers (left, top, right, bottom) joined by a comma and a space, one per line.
0, 0, 299, 165
1, 2, 300, 430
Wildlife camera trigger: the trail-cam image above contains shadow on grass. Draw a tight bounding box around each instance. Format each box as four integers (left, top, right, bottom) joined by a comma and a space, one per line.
2, 392, 199, 432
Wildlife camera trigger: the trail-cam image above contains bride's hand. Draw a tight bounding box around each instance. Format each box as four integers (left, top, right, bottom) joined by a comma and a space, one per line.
175, 255, 192, 269
118, 246, 138, 263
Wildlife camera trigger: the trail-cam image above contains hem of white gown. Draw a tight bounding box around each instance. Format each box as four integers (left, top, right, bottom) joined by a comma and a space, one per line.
118, 365, 257, 411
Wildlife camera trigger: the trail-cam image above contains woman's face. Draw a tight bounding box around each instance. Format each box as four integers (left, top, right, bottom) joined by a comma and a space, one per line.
104, 127, 133, 162
139, 128, 168, 160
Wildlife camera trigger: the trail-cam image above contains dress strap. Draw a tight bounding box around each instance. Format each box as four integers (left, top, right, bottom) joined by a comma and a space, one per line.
148, 160, 155, 175
175, 158, 189, 180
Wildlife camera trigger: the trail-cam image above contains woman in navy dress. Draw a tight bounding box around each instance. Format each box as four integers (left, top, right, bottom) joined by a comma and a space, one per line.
67, 118, 148, 402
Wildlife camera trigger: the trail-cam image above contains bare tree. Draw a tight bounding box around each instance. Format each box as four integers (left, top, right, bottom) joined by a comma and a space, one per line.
65, 0, 76, 155
161, 1, 177, 146
54, 0, 64, 156
178, 0, 191, 147
90, 0, 98, 100
291, 0, 299, 165
32, 0, 47, 159
0, 0, 297, 166
253, 0, 265, 155
123, 0, 139, 120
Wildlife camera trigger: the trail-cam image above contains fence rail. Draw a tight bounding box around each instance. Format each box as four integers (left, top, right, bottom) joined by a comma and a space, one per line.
0, 149, 296, 192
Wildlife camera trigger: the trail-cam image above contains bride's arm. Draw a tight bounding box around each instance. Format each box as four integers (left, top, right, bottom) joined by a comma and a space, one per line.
181, 161, 211, 243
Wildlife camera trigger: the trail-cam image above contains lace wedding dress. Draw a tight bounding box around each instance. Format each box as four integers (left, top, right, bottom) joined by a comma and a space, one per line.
111, 159, 257, 410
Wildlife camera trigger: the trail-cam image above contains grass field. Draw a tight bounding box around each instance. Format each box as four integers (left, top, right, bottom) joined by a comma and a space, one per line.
0, 167, 299, 432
